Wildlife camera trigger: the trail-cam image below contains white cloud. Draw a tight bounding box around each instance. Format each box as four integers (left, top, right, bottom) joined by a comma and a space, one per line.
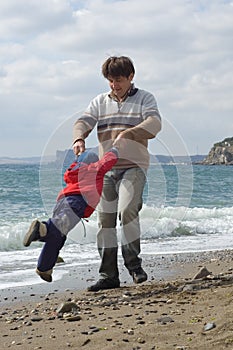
0, 0, 73, 39
0, 0, 232, 157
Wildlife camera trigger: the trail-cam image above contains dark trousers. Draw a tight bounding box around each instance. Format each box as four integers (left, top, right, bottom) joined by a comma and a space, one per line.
38, 195, 86, 272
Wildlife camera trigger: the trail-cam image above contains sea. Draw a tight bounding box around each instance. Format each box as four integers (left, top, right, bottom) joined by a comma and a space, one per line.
0, 162, 233, 290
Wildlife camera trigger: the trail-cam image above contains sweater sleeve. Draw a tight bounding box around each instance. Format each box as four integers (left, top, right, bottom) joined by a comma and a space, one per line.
73, 96, 99, 144
120, 115, 161, 141
120, 92, 162, 142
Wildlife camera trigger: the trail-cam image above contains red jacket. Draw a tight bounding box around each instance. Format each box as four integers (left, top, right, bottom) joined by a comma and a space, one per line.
57, 150, 118, 217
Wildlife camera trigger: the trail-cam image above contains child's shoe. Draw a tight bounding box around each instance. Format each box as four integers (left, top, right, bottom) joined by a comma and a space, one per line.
23, 220, 47, 247
36, 268, 53, 282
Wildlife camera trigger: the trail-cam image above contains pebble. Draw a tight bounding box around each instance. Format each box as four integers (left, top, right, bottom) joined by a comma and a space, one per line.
82, 339, 91, 346
137, 337, 145, 344
31, 316, 43, 322
137, 320, 145, 325
56, 256, 65, 263
203, 322, 216, 331
157, 316, 174, 324
63, 313, 82, 322
88, 326, 100, 332
193, 266, 212, 280
56, 302, 80, 314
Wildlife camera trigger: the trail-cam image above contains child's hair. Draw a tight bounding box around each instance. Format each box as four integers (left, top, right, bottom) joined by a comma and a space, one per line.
102, 56, 135, 79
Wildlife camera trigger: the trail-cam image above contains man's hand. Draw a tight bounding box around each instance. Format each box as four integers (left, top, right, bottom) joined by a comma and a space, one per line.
113, 133, 128, 149
73, 139, 85, 155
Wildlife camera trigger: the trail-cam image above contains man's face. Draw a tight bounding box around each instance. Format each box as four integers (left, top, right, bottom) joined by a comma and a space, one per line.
108, 73, 134, 99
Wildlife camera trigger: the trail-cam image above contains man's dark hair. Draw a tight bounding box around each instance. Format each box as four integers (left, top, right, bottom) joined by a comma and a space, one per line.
102, 56, 135, 79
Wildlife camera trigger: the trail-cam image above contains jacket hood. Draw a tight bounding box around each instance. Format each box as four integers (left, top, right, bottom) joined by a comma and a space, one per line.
77, 151, 99, 165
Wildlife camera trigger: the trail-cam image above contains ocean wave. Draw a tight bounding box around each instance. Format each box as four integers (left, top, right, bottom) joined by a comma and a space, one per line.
140, 205, 233, 239
0, 205, 233, 252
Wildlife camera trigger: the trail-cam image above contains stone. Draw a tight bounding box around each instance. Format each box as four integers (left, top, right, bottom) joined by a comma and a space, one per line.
203, 322, 216, 331
56, 256, 64, 263
137, 337, 145, 344
63, 314, 82, 322
157, 316, 174, 324
192, 267, 212, 280
31, 316, 43, 322
56, 302, 80, 314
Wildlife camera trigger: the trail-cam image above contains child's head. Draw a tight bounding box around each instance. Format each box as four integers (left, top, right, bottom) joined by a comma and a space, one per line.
77, 151, 99, 165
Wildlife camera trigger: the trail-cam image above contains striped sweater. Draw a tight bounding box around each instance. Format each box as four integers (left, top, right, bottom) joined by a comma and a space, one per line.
73, 87, 162, 169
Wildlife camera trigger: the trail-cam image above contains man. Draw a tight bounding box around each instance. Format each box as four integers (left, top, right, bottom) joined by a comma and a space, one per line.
73, 56, 162, 291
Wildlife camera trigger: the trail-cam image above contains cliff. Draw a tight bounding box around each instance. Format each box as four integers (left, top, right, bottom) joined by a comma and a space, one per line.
202, 137, 233, 165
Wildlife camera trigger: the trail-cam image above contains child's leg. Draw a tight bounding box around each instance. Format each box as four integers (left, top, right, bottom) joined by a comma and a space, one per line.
37, 195, 86, 273
37, 221, 66, 272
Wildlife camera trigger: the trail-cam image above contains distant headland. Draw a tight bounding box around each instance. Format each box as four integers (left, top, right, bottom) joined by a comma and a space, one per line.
0, 151, 206, 166
201, 137, 233, 165
2, 136, 233, 165
4, 137, 233, 166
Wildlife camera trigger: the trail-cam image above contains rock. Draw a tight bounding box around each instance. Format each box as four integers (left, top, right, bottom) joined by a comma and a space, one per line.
137, 320, 145, 325
157, 316, 174, 324
88, 326, 100, 332
56, 256, 64, 263
192, 267, 212, 280
56, 302, 80, 314
203, 322, 216, 331
137, 337, 145, 344
63, 314, 82, 322
82, 339, 91, 346
31, 316, 43, 322
166, 299, 174, 304
202, 137, 233, 165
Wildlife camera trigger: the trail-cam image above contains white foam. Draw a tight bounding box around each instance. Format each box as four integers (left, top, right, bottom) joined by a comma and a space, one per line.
1, 205, 233, 251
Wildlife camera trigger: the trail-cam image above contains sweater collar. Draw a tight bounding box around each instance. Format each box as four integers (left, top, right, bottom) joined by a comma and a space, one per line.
109, 83, 138, 102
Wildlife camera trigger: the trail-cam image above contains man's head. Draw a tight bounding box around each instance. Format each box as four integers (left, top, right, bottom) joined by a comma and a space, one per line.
102, 56, 135, 79
102, 56, 135, 100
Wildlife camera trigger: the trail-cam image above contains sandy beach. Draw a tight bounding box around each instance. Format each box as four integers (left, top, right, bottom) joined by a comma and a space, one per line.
0, 249, 233, 350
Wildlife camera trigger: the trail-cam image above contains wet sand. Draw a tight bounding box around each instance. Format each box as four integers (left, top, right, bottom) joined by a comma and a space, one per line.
0, 249, 233, 350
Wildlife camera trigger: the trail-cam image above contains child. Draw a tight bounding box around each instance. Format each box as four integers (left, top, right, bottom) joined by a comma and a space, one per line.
23, 147, 119, 282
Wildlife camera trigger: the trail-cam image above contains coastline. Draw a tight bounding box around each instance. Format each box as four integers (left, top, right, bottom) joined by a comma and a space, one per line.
1, 249, 232, 304
0, 249, 232, 349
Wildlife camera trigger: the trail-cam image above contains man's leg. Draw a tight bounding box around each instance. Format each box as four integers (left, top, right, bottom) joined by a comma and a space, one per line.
118, 167, 148, 283
88, 172, 120, 291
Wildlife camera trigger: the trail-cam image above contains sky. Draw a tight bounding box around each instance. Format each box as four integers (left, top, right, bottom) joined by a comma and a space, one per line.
0, 0, 233, 158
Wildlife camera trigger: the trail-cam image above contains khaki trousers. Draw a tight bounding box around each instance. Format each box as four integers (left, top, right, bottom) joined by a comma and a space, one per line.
97, 167, 146, 280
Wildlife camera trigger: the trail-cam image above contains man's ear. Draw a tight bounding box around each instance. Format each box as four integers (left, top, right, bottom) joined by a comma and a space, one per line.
128, 73, 134, 81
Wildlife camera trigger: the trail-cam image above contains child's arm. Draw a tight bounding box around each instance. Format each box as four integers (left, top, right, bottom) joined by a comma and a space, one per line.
89, 147, 119, 175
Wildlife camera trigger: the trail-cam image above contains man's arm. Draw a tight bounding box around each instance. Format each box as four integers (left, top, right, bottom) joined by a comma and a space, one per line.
73, 97, 100, 145
119, 115, 161, 142
117, 92, 162, 142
